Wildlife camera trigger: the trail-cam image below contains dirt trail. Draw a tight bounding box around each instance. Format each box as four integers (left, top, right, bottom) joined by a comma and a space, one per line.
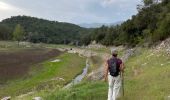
86, 48, 135, 81
66, 47, 110, 81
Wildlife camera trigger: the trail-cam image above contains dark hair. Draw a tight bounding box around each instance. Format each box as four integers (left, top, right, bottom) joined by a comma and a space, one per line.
112, 53, 117, 57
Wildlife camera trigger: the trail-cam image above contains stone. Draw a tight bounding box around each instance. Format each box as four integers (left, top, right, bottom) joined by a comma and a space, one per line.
166, 96, 170, 100
1, 96, 11, 100
51, 59, 61, 62
32, 97, 42, 100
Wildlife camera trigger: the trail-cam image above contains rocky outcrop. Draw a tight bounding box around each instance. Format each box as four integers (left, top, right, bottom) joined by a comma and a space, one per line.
155, 38, 170, 56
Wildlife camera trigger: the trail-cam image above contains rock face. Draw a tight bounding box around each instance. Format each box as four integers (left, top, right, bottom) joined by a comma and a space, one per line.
121, 49, 135, 62
155, 38, 170, 56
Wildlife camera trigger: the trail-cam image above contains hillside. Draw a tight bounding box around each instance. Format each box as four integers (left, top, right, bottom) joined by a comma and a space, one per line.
0, 42, 86, 99
83, 0, 170, 46
1, 0, 170, 100
12, 38, 170, 100
0, 16, 90, 44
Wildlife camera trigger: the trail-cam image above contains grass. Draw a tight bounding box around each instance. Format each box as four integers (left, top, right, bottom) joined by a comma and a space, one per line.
44, 81, 108, 100
1, 41, 169, 100
0, 53, 86, 98
40, 48, 170, 100
121, 49, 170, 100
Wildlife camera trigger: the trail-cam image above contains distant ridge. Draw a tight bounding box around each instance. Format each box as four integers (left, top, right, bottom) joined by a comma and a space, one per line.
79, 21, 123, 28
0, 15, 89, 44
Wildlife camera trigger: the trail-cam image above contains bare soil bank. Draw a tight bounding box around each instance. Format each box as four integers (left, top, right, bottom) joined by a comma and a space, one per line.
0, 48, 62, 83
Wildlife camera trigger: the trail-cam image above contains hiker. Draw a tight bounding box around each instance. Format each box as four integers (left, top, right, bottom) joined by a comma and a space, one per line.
104, 49, 124, 100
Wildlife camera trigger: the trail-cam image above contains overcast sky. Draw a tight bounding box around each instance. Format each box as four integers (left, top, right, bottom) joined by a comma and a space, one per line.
0, 0, 141, 24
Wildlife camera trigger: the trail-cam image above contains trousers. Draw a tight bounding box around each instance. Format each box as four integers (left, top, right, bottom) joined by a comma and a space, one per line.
107, 74, 121, 100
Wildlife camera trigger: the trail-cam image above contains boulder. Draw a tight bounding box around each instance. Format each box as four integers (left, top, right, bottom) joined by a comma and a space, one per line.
1, 96, 11, 100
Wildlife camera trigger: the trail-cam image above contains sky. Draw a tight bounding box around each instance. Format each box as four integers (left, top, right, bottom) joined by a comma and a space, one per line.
0, 0, 141, 24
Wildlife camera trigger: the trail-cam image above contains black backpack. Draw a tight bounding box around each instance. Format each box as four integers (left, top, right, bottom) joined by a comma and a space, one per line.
108, 58, 120, 76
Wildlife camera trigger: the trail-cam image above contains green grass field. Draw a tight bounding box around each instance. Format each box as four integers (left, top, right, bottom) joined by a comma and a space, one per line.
42, 48, 170, 100
121, 49, 170, 100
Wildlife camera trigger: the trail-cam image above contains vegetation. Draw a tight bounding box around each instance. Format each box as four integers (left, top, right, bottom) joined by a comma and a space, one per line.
13, 24, 25, 46
44, 82, 107, 100
82, 0, 170, 46
121, 48, 170, 100
0, 16, 91, 45
0, 52, 86, 98
39, 47, 170, 100
0, 24, 12, 40
0, 1, 170, 47
0, 0, 170, 100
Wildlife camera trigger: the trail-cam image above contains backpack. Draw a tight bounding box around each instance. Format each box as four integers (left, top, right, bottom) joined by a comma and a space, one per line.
108, 57, 120, 76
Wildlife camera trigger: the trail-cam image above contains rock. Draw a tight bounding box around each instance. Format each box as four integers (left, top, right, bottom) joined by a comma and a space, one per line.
142, 63, 147, 66
33, 97, 42, 100
51, 59, 61, 62
51, 77, 65, 81
87, 43, 106, 49
121, 49, 135, 62
17, 92, 34, 98
1, 96, 11, 100
87, 66, 104, 81
166, 95, 170, 100
154, 37, 170, 55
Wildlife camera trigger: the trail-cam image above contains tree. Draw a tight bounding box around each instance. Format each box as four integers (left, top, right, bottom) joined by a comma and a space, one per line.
143, 0, 153, 6
13, 24, 25, 46
0, 24, 12, 40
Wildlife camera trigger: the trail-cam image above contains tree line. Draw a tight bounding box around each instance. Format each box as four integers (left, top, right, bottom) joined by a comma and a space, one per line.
0, 0, 170, 47
82, 0, 170, 46
0, 16, 91, 45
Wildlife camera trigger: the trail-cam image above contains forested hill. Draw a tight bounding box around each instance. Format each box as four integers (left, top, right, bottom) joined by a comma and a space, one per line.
0, 15, 90, 44
0, 1, 170, 46
84, 0, 170, 46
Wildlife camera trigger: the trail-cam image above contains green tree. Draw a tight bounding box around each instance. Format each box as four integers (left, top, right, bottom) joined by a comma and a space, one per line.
143, 0, 153, 6
0, 24, 12, 40
13, 24, 25, 46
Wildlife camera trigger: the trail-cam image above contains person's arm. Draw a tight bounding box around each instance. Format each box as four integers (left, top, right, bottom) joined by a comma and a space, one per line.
120, 62, 125, 72
104, 61, 109, 82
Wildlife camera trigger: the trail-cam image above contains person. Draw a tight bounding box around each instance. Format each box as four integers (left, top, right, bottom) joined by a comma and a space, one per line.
104, 49, 124, 100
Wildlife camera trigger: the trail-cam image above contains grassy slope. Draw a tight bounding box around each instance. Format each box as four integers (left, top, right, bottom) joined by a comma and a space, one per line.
0, 53, 86, 98
122, 49, 170, 100
44, 81, 108, 100
44, 48, 170, 100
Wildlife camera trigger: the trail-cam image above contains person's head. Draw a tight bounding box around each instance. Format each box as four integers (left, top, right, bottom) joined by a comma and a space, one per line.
111, 49, 118, 57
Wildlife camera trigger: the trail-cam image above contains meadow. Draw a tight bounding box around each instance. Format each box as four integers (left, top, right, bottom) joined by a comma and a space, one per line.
0, 41, 170, 100
44, 47, 170, 100
0, 41, 86, 98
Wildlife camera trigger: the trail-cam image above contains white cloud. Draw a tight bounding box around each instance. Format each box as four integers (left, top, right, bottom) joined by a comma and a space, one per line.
0, 0, 141, 23
101, 0, 126, 7
0, 1, 19, 11
0, 1, 28, 21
